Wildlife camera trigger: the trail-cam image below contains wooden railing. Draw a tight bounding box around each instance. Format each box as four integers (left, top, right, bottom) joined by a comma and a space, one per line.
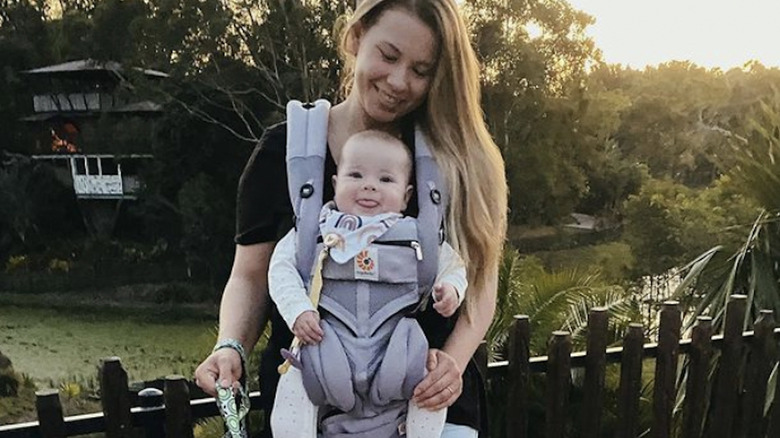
1, 294, 779, 438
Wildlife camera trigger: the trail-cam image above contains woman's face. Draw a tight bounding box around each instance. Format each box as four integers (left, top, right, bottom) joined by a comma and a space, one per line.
351, 7, 438, 124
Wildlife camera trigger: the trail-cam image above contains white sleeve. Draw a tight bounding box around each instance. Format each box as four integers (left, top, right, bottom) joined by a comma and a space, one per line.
435, 242, 468, 305
269, 229, 317, 330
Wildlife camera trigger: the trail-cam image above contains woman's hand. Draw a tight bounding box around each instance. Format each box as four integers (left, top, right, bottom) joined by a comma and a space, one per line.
194, 348, 243, 397
412, 348, 463, 410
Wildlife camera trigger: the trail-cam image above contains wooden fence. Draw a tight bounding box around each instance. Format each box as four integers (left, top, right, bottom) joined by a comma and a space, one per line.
1, 294, 779, 438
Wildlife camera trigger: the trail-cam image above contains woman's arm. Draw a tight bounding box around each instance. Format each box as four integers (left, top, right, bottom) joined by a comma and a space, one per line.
412, 269, 497, 410
442, 270, 497, 370
194, 241, 274, 395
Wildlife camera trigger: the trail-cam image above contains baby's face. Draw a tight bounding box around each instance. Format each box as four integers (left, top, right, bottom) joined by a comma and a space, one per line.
333, 137, 413, 216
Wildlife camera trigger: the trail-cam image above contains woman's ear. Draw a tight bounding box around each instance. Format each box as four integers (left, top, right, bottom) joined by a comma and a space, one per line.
345, 23, 363, 56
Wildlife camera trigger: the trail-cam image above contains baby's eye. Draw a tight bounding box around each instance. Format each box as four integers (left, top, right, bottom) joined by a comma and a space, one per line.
380, 176, 394, 183
348, 171, 362, 178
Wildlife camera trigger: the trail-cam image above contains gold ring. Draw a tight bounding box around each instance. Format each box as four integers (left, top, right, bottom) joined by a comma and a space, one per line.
446, 386, 455, 396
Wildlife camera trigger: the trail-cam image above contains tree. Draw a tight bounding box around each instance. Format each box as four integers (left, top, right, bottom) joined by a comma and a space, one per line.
674, 94, 780, 331
464, 0, 603, 225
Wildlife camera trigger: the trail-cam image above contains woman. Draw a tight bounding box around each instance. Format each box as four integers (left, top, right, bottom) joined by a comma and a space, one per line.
194, 1, 507, 436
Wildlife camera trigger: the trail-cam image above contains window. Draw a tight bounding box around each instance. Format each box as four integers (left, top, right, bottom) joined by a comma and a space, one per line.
86, 157, 99, 175
74, 158, 86, 175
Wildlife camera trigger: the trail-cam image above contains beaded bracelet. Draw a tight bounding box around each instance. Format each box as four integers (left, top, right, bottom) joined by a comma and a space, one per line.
213, 338, 247, 364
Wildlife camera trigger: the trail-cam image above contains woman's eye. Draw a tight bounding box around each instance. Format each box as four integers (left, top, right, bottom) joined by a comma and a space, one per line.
379, 49, 397, 62
413, 68, 431, 78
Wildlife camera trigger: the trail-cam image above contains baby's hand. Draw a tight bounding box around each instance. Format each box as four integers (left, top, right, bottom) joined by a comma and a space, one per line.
292, 311, 324, 344
432, 283, 460, 317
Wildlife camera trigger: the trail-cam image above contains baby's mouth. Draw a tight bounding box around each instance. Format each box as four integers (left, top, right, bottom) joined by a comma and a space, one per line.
357, 199, 379, 208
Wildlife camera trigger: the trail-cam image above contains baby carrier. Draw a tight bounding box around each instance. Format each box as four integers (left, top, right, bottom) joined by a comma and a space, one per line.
284, 100, 449, 437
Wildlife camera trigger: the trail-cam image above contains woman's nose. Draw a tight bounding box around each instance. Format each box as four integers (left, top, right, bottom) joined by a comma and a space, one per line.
386, 66, 408, 91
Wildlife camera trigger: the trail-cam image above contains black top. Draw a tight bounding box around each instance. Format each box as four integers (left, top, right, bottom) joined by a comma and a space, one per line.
235, 122, 487, 435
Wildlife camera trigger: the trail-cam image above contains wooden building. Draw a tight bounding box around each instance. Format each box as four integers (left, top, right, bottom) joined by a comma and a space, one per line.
20, 59, 167, 236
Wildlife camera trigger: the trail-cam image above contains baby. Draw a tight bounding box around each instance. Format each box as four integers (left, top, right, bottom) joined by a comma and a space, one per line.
269, 130, 466, 438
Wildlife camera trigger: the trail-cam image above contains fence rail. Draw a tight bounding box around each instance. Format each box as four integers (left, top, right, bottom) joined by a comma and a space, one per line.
2, 294, 779, 438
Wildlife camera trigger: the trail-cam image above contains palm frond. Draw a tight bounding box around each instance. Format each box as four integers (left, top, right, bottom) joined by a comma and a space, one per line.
563, 286, 636, 348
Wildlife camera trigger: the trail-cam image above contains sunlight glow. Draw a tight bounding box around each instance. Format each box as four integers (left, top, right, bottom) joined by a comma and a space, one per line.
567, 0, 780, 70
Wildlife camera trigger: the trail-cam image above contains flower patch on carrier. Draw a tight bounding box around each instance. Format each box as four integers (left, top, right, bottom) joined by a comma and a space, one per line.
354, 247, 379, 281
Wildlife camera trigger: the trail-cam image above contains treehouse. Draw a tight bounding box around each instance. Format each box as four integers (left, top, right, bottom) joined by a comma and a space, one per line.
20, 59, 167, 236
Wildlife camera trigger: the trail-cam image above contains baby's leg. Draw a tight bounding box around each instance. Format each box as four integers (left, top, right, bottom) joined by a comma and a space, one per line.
270, 366, 317, 438
404, 401, 447, 438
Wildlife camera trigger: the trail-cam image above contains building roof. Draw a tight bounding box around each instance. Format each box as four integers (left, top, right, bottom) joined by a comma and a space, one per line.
22, 59, 169, 78
19, 100, 164, 122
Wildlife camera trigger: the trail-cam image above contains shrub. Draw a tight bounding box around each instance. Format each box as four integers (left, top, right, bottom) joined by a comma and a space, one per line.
0, 368, 20, 397
5, 254, 29, 273
48, 258, 71, 273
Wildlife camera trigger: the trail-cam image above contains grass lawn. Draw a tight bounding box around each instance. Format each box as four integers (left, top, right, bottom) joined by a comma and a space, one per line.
0, 304, 216, 386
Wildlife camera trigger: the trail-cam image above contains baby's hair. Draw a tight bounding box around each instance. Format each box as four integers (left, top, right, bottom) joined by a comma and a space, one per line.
344, 130, 413, 182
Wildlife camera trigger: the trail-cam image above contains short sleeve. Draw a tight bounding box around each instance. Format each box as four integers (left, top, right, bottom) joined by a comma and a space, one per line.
234, 122, 294, 245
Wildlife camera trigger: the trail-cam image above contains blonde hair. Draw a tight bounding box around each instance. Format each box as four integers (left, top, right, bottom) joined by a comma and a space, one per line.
338, 0, 508, 316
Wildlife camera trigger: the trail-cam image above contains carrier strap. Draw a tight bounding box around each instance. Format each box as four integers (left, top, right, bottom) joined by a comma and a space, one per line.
286, 99, 330, 286
285, 99, 447, 299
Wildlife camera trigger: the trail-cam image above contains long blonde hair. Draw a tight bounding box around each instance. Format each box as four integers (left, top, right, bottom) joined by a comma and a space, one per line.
339, 0, 508, 316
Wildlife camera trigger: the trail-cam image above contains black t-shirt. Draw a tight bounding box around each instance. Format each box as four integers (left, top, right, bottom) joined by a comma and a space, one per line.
235, 122, 486, 435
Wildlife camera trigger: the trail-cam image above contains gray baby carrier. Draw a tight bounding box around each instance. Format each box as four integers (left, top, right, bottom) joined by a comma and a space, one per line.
285, 100, 448, 437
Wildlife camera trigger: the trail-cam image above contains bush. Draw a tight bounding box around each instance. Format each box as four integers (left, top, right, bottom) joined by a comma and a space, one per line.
5, 254, 29, 273
0, 351, 20, 397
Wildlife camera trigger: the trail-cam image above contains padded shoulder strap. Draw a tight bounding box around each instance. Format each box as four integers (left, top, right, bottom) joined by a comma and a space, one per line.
286, 99, 331, 284
414, 126, 448, 292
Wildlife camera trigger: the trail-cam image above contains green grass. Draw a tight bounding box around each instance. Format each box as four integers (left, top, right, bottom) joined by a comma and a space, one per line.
530, 241, 634, 283
0, 305, 216, 385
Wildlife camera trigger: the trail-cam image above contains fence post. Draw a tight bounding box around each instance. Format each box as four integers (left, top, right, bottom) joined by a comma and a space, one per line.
682, 316, 713, 438
35, 389, 65, 438
581, 307, 608, 438
545, 331, 571, 438
100, 356, 132, 438
165, 374, 194, 438
708, 295, 747, 438
651, 301, 681, 438
767, 344, 780, 438
475, 340, 489, 380
507, 315, 530, 438
616, 323, 644, 438
739, 309, 776, 438
138, 387, 165, 438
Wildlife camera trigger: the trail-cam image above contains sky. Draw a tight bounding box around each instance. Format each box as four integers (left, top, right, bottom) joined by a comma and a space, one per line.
566, 0, 780, 70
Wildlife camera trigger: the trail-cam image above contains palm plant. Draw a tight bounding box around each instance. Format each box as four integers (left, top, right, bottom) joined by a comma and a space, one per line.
668, 94, 780, 437
488, 246, 639, 359
673, 95, 780, 332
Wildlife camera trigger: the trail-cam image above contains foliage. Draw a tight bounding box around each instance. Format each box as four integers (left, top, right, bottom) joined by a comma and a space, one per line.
0, 153, 84, 258
5, 254, 30, 273
531, 241, 634, 283
488, 246, 638, 358
177, 172, 234, 285
465, 0, 605, 224
673, 96, 780, 332
622, 177, 758, 280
